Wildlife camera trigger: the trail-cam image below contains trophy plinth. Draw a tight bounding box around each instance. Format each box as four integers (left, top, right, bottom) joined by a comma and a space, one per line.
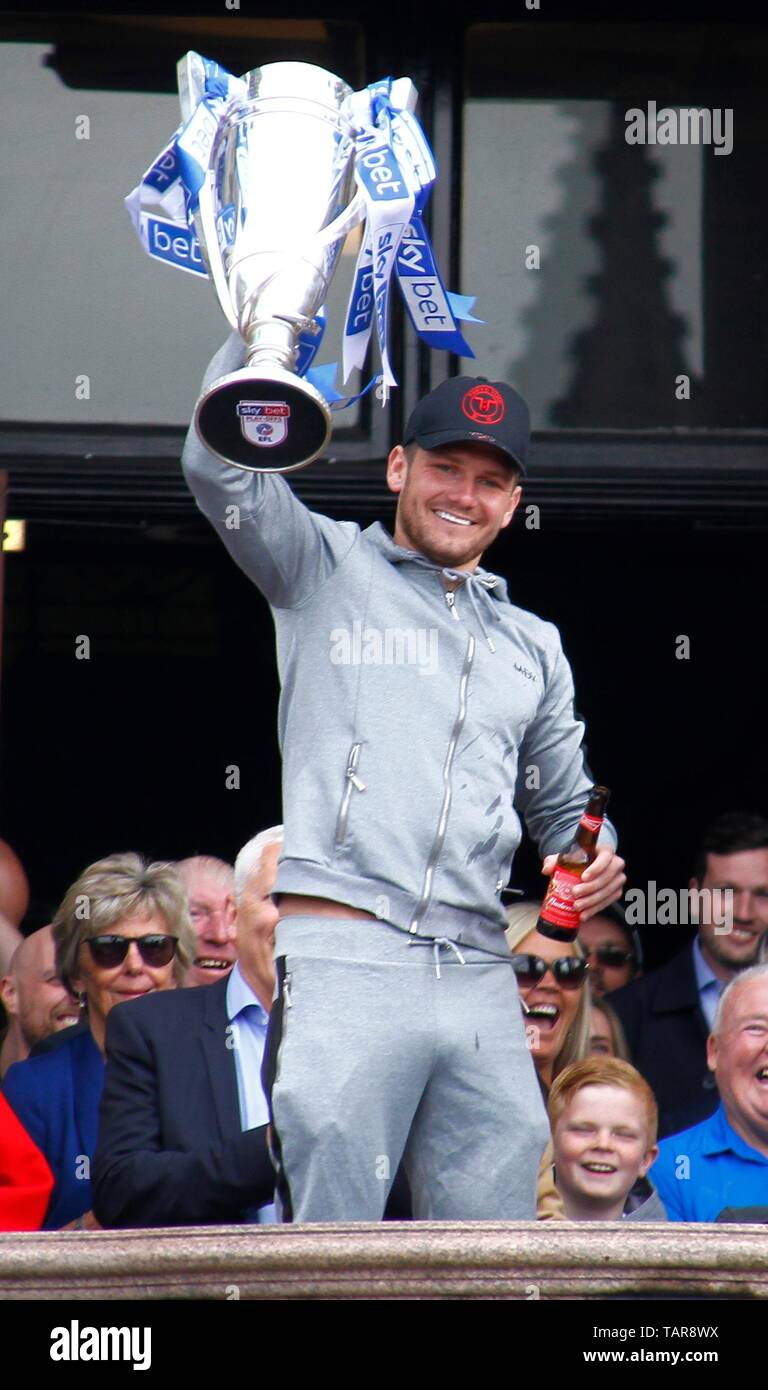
195, 365, 332, 473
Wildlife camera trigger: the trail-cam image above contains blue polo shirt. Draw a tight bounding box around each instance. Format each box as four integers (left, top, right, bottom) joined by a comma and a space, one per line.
651, 1103, 768, 1221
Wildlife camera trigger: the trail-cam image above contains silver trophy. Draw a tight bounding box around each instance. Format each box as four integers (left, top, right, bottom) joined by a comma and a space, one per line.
183, 60, 360, 473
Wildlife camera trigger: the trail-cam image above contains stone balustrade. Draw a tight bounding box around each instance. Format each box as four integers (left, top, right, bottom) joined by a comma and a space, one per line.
1, 1222, 767, 1300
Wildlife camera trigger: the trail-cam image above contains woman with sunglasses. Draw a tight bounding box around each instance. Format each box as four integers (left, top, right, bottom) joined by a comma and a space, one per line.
505, 903, 591, 1221
505, 903, 591, 1092
1, 853, 193, 1229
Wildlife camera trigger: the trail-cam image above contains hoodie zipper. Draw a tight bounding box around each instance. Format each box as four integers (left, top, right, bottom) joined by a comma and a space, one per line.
409, 631, 475, 932
334, 742, 366, 847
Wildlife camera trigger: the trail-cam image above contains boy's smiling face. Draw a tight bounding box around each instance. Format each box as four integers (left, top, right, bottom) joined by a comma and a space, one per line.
553, 1083, 658, 1216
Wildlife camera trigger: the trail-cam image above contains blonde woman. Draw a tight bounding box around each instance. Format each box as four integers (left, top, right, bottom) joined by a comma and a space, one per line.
506, 901, 591, 1219
2, 853, 193, 1229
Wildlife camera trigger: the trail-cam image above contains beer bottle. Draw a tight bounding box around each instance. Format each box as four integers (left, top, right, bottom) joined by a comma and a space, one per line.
537, 786, 610, 942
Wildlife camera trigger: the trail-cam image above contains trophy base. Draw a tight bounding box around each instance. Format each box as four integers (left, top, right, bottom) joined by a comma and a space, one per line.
195, 366, 332, 473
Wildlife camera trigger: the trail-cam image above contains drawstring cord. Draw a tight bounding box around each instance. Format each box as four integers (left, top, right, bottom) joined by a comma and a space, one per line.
382, 540, 505, 654
442, 568, 503, 653
409, 933, 467, 978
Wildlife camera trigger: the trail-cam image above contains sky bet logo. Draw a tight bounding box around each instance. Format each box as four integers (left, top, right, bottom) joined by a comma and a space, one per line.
358, 145, 405, 199
50, 1320, 151, 1371
147, 216, 206, 277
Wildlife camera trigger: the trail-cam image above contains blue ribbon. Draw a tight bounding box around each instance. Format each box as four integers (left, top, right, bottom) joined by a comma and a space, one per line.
395, 215, 476, 357
295, 307, 327, 379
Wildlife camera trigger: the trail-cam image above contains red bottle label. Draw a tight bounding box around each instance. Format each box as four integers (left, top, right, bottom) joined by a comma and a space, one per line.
580, 813, 604, 834
539, 866, 583, 930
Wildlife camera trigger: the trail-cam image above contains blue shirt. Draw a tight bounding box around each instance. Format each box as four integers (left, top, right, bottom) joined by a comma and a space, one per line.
692, 936, 726, 1033
226, 963, 276, 1223
651, 1103, 768, 1221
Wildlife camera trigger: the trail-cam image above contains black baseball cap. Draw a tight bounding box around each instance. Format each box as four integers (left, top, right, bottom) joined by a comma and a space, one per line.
404, 375, 530, 476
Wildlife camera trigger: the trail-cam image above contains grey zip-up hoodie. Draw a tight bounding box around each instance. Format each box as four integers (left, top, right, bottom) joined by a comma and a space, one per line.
182, 335, 617, 946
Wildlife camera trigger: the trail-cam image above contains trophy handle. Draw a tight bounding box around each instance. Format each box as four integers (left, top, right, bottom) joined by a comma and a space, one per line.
308, 189, 366, 257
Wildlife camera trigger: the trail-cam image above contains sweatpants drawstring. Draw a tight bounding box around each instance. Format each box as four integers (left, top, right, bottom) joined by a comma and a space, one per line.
409, 934, 467, 978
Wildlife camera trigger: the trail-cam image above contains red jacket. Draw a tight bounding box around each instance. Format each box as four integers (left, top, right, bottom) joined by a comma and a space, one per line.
0, 1091, 54, 1230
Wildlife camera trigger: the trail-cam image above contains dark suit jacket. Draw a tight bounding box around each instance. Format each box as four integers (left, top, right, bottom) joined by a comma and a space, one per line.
2, 1028, 103, 1229
610, 942, 719, 1139
93, 978, 275, 1227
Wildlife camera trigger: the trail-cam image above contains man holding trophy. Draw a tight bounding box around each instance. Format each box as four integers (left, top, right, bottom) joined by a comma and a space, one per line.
135, 53, 625, 1219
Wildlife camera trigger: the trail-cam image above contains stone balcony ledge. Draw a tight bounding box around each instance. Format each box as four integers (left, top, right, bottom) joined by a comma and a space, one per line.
1, 1222, 767, 1300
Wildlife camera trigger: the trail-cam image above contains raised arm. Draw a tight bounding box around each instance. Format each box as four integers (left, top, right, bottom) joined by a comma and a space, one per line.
181, 336, 360, 609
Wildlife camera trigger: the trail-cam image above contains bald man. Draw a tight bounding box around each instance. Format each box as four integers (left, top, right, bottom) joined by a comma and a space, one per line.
0, 926, 80, 1077
175, 855, 237, 987
651, 964, 768, 1221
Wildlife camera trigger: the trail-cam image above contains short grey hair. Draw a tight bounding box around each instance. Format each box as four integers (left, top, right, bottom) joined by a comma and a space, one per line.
234, 826, 283, 900
53, 852, 195, 991
713, 962, 768, 1035
175, 855, 234, 888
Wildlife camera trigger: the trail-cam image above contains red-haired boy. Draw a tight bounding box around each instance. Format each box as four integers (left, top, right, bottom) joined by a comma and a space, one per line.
548, 1057, 666, 1221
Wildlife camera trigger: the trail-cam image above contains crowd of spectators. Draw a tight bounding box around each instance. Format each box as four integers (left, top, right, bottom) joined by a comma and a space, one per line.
1, 810, 767, 1231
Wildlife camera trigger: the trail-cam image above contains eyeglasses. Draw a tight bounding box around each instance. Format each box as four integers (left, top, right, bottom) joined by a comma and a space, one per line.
510, 953, 588, 990
579, 944, 635, 968
86, 935, 178, 969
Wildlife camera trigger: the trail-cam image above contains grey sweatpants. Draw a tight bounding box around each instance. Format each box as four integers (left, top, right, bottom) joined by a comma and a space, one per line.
262, 916, 550, 1222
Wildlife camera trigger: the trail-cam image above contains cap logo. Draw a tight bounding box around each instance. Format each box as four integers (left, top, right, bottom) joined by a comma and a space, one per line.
461, 384, 505, 425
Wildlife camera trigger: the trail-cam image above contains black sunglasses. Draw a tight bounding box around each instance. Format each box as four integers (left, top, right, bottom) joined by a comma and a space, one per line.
510, 953, 588, 990
86, 934, 178, 969
580, 944, 635, 968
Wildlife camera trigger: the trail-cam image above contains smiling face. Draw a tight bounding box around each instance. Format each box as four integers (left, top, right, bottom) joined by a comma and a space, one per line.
707, 974, 768, 1155
693, 848, 768, 977
180, 865, 237, 987
72, 911, 178, 1055
516, 929, 584, 1087
552, 1083, 658, 1220
1, 925, 79, 1050
387, 443, 522, 571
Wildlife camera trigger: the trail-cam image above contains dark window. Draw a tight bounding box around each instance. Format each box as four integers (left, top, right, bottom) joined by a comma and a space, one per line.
463, 22, 768, 428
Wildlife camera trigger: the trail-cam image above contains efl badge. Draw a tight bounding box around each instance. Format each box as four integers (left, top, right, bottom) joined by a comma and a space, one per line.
237, 401, 290, 447
461, 383, 505, 425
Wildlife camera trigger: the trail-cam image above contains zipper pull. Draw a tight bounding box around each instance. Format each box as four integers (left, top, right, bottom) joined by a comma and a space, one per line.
445, 590, 460, 620
346, 751, 366, 792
